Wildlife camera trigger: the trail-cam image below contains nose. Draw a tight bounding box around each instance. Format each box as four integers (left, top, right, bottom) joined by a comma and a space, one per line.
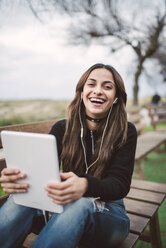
93, 85, 102, 95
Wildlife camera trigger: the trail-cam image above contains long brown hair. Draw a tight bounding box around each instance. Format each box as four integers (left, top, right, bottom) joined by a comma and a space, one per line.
60, 63, 128, 178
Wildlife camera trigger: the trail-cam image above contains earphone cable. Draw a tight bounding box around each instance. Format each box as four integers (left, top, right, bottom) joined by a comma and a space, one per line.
79, 101, 89, 170
79, 99, 114, 174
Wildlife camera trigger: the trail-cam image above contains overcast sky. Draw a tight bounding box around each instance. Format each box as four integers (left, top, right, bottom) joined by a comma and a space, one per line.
0, 1, 165, 101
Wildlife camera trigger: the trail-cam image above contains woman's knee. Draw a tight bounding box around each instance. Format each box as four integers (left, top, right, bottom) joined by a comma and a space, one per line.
0, 196, 37, 248
80, 216, 129, 248
79, 201, 130, 248
48, 197, 94, 229
0, 195, 36, 225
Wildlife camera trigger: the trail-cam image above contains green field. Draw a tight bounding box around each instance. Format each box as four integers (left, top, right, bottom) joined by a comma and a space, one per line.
134, 148, 166, 247
0, 100, 69, 126
0, 184, 5, 196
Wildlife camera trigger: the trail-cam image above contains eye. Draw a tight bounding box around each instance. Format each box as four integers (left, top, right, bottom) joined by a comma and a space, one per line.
87, 82, 95, 87
104, 84, 113, 90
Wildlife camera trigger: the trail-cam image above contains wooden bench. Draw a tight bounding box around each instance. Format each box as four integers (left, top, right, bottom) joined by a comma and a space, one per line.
127, 106, 145, 135
0, 179, 165, 248
135, 131, 166, 179
0, 120, 166, 248
127, 105, 166, 179
148, 105, 166, 131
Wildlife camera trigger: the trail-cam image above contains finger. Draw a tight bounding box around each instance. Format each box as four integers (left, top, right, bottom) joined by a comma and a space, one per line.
2, 182, 29, 194
60, 172, 75, 180
45, 186, 72, 197
46, 180, 72, 191
0, 173, 26, 183
48, 192, 73, 205
1, 182, 29, 190
53, 199, 71, 205
1, 168, 20, 176
3, 187, 28, 194
52, 194, 78, 205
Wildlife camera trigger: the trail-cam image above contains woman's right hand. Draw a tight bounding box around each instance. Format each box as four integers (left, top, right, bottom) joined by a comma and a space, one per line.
0, 168, 29, 194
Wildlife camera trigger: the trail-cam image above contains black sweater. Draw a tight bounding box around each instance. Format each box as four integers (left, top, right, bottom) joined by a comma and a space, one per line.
49, 120, 137, 202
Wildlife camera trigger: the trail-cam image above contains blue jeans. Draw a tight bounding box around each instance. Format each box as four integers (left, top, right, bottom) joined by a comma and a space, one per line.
0, 195, 129, 248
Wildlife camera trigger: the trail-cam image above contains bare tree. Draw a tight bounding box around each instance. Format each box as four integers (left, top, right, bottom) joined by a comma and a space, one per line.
153, 48, 166, 82
25, 0, 166, 105
1, 0, 165, 105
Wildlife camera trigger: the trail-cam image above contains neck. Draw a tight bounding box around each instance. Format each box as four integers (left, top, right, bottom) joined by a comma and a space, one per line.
86, 119, 98, 130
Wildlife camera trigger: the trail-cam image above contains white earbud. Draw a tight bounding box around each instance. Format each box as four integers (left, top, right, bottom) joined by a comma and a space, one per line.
81, 92, 83, 99
81, 127, 83, 138
113, 97, 118, 104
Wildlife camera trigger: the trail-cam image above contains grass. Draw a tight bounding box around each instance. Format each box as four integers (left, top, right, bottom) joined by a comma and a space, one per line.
135, 122, 166, 248
127, 96, 166, 109
0, 100, 69, 126
134, 139, 166, 247
144, 123, 166, 132
0, 185, 5, 196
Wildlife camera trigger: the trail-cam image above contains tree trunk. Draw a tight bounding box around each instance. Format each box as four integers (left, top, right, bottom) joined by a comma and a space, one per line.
133, 59, 144, 105
133, 79, 139, 105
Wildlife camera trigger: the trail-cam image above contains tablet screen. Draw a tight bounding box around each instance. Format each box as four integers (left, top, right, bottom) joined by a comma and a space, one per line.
1, 130, 63, 213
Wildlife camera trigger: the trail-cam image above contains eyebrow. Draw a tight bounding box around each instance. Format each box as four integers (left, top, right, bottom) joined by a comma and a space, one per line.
88, 78, 115, 85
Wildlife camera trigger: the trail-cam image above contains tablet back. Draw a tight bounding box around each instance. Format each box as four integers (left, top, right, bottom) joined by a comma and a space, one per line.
1, 130, 63, 213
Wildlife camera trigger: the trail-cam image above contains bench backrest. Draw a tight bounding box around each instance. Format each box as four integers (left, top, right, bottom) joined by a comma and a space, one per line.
0, 119, 58, 174
148, 105, 166, 130
127, 106, 145, 134
0, 119, 57, 148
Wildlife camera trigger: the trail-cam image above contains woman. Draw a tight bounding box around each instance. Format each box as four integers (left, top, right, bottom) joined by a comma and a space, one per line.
0, 63, 137, 248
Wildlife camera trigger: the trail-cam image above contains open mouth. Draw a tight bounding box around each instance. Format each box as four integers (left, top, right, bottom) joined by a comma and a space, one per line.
89, 97, 105, 105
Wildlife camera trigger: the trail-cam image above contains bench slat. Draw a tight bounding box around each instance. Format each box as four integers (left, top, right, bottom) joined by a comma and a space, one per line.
0, 119, 57, 148
0, 195, 8, 207
135, 131, 166, 161
23, 233, 38, 248
128, 213, 149, 234
131, 179, 166, 194
0, 159, 6, 174
0, 148, 4, 160
127, 188, 165, 205
124, 198, 158, 218
118, 233, 139, 248
127, 106, 145, 134
23, 232, 139, 248
148, 105, 166, 130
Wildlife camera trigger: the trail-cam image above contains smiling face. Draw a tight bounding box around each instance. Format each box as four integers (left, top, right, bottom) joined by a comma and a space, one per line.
82, 68, 116, 119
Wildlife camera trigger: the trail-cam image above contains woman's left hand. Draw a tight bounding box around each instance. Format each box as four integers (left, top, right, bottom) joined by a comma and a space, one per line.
45, 172, 88, 205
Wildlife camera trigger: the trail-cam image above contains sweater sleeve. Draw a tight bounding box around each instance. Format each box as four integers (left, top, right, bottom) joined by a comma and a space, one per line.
49, 119, 66, 158
82, 122, 137, 202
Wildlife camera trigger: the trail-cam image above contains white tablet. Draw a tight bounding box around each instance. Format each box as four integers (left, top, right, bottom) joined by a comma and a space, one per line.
1, 130, 63, 213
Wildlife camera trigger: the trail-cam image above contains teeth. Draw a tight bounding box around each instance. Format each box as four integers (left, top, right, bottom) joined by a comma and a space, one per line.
90, 98, 104, 103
